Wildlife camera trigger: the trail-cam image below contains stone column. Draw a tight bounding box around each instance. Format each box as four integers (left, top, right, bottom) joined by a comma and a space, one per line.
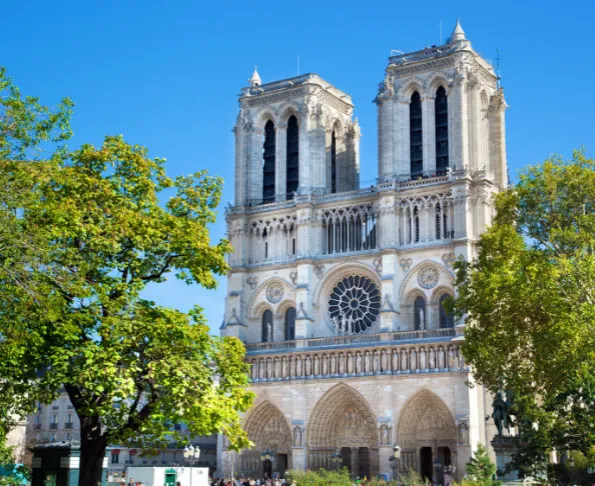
396, 101, 410, 178
276, 124, 287, 201
377, 97, 394, 181
422, 95, 436, 176
248, 127, 264, 204
451, 73, 469, 171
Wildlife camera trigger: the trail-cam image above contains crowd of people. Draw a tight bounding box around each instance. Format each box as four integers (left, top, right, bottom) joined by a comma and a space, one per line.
210, 478, 293, 486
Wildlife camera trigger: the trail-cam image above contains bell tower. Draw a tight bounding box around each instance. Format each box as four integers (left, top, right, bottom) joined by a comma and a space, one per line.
375, 19, 508, 189
233, 70, 361, 207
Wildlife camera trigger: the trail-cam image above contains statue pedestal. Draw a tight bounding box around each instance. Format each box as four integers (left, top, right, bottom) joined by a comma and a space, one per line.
491, 436, 519, 483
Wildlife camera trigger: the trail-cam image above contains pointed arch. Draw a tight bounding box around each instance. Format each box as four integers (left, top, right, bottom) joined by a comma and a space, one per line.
263, 120, 276, 204
410, 91, 423, 177
307, 383, 380, 474
397, 389, 456, 450
286, 114, 299, 197
241, 400, 293, 476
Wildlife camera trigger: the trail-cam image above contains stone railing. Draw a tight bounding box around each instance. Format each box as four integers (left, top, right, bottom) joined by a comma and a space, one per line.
246, 339, 465, 382
245, 328, 455, 353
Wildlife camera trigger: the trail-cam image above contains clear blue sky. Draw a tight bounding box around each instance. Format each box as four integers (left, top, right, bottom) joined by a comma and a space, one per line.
4, 0, 594, 332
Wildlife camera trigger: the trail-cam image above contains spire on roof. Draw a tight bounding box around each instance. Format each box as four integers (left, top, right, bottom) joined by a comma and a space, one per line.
249, 66, 261, 87
450, 18, 466, 43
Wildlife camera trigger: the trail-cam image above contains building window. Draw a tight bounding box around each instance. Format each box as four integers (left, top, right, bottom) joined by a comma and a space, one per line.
262, 120, 276, 204
435, 86, 449, 174
413, 296, 426, 330
331, 130, 337, 193
292, 238, 296, 255
49, 434, 55, 442
66, 433, 71, 441
414, 206, 420, 243
262, 310, 273, 342
435, 204, 442, 240
439, 294, 454, 328
410, 91, 423, 177
111, 453, 119, 464
285, 307, 296, 341
286, 115, 299, 198
443, 210, 449, 238
264, 241, 268, 259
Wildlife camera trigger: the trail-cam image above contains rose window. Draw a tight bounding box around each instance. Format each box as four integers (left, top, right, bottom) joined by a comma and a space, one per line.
328, 275, 381, 333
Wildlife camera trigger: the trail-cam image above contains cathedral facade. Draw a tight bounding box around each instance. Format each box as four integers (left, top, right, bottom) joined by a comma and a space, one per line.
220, 21, 506, 481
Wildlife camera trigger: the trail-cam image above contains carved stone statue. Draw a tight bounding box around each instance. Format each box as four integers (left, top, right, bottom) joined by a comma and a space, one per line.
429, 347, 436, 369
313, 355, 320, 376
341, 313, 348, 334
410, 348, 417, 371
492, 392, 507, 436
438, 347, 446, 369
282, 357, 288, 377
259, 359, 265, 380
348, 315, 355, 334
347, 354, 354, 374
373, 350, 380, 372
293, 426, 303, 448
296, 356, 303, 376
458, 419, 469, 445
419, 308, 425, 330
381, 350, 388, 372
305, 356, 312, 376
266, 358, 273, 378
420, 347, 427, 370
267, 322, 273, 342
392, 349, 399, 372
365, 351, 372, 373
322, 354, 328, 375
333, 315, 340, 334
274, 357, 281, 378
356, 353, 363, 374
401, 351, 408, 372
448, 347, 456, 369
339, 353, 346, 374
381, 424, 390, 445
330, 354, 337, 374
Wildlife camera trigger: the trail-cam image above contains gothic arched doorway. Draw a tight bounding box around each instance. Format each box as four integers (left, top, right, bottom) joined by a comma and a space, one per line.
241, 400, 292, 478
397, 390, 457, 482
307, 383, 379, 478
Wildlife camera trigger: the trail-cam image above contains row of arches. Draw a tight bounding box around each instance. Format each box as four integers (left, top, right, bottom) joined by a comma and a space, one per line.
240, 384, 458, 480
409, 86, 449, 177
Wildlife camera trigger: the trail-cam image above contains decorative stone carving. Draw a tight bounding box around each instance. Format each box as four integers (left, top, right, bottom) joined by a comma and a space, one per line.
290, 271, 298, 285
400, 258, 413, 272
379, 423, 391, 446
458, 419, 470, 445
442, 253, 456, 268
418, 266, 439, 289
266, 282, 284, 304
293, 425, 304, 448
314, 263, 325, 278
373, 256, 383, 274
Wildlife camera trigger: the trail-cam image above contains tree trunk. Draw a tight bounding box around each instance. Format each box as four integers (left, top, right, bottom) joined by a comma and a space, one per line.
79, 415, 108, 486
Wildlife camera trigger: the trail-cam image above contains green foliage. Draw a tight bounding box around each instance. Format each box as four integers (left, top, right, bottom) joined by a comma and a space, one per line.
0, 66, 73, 160
398, 469, 429, 486
0, 68, 254, 486
285, 468, 352, 486
465, 444, 498, 485
454, 150, 595, 476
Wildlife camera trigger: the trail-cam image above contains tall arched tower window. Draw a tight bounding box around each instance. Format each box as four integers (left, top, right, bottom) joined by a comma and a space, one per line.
435, 86, 449, 174
331, 130, 337, 193
285, 307, 296, 341
413, 296, 426, 330
262, 120, 276, 204
262, 309, 273, 342
286, 115, 299, 198
410, 91, 423, 178
439, 294, 454, 328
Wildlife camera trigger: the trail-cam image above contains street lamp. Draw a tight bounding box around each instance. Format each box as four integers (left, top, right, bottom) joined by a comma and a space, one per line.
183, 444, 201, 486
443, 465, 456, 486
331, 451, 342, 470
259, 449, 275, 479
389, 445, 401, 484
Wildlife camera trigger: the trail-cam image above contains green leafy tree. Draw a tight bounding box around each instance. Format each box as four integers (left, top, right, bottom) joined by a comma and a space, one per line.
454, 151, 595, 476
0, 68, 254, 486
285, 468, 352, 486
465, 444, 498, 485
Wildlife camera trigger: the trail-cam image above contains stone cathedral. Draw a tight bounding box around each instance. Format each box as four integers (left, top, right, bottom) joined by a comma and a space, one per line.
219, 20, 507, 481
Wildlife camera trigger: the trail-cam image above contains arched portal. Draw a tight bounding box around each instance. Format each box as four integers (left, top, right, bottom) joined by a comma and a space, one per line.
241, 401, 292, 478
397, 390, 457, 483
307, 384, 379, 478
